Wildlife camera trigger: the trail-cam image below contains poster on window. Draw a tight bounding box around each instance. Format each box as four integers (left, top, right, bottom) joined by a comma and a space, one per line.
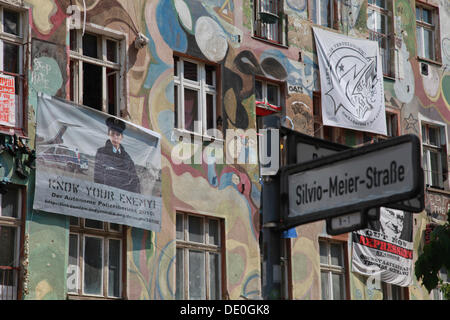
33, 94, 162, 232
0, 74, 15, 127
351, 207, 413, 287
313, 27, 387, 135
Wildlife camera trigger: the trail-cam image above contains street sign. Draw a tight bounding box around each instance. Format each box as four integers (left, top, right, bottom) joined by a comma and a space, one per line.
326, 207, 380, 235
283, 127, 349, 165
282, 127, 424, 213
279, 134, 423, 231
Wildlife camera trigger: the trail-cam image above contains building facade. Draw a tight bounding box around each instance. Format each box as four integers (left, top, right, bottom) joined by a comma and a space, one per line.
0, 0, 448, 300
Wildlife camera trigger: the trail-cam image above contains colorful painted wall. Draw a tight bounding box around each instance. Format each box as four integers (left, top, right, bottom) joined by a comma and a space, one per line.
14, 0, 450, 300
22, 0, 264, 300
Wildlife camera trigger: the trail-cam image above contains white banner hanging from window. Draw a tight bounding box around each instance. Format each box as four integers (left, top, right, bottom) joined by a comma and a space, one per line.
33, 94, 162, 232
351, 207, 413, 287
313, 27, 387, 135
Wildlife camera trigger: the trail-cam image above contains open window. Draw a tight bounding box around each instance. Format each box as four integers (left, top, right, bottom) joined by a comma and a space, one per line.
310, 0, 338, 30
69, 26, 125, 115
367, 0, 395, 77
255, 78, 283, 116
416, 3, 441, 63
421, 122, 447, 189
174, 56, 220, 136
0, 5, 27, 132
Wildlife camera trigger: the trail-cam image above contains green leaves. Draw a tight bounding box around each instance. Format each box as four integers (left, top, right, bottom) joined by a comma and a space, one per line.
415, 213, 450, 299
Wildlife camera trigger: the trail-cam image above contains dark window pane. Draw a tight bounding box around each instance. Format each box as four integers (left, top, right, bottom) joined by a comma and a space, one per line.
205, 65, 215, 86
69, 217, 79, 226
267, 83, 279, 105
107, 69, 117, 115
174, 56, 179, 76
176, 214, 184, 240
109, 223, 121, 232
0, 226, 15, 266
209, 253, 220, 299
67, 234, 78, 293
184, 88, 199, 132
82, 63, 102, 111
70, 29, 77, 51
208, 219, 219, 245
206, 94, 214, 131
106, 40, 117, 63
175, 248, 184, 299
1, 188, 18, 218
85, 219, 104, 230
188, 215, 203, 243
82, 33, 98, 59
174, 84, 178, 128
83, 237, 103, 295
183, 61, 197, 81
3, 9, 19, 36
3, 43, 19, 74
255, 80, 263, 101
108, 239, 121, 297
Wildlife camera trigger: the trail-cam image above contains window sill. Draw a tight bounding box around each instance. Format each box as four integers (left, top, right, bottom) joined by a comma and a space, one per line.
173, 128, 225, 143
383, 74, 396, 82
426, 186, 450, 195
251, 36, 288, 49
417, 56, 442, 67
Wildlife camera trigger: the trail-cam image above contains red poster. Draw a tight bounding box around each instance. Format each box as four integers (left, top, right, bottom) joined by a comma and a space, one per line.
0, 74, 15, 126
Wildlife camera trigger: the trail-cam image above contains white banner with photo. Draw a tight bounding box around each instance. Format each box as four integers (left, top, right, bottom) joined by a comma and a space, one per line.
352, 207, 413, 287
313, 27, 387, 135
33, 94, 162, 232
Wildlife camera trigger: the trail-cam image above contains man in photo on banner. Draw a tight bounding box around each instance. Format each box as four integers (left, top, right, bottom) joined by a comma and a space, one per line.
94, 117, 141, 193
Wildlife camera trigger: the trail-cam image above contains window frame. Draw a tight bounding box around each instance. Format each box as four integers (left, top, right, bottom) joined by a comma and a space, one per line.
67, 218, 125, 300
175, 212, 224, 300
367, 0, 395, 77
253, 0, 285, 45
0, 185, 24, 300
415, 3, 441, 63
382, 282, 406, 300
319, 239, 348, 300
0, 4, 29, 134
68, 23, 127, 116
173, 56, 219, 137
420, 120, 448, 189
309, 0, 338, 30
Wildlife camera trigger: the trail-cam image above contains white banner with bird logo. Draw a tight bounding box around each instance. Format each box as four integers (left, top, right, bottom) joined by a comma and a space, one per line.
313, 27, 387, 135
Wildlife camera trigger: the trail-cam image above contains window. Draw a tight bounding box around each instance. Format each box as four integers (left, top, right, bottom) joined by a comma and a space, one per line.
174, 56, 219, 136
67, 218, 124, 299
253, 0, 284, 44
421, 122, 447, 189
367, 0, 394, 76
0, 6, 25, 130
69, 27, 124, 115
176, 213, 223, 300
255, 78, 282, 107
319, 239, 347, 300
382, 283, 405, 300
385, 111, 399, 137
416, 4, 440, 62
311, 0, 336, 29
0, 186, 22, 300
